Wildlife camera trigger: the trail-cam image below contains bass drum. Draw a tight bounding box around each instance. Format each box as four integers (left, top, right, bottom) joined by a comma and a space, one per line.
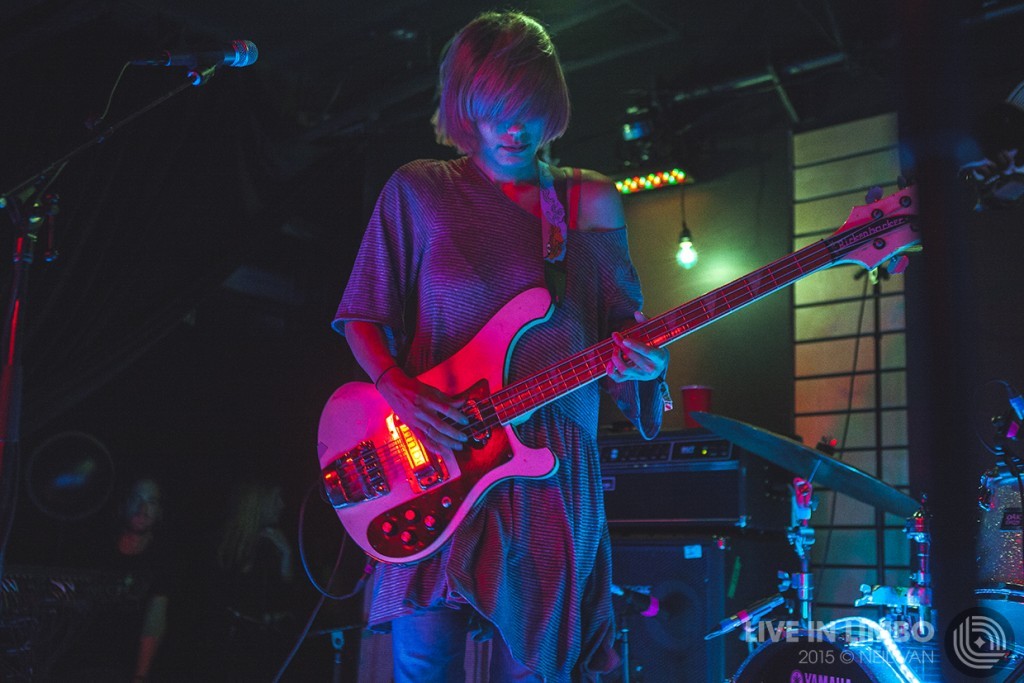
730, 621, 940, 683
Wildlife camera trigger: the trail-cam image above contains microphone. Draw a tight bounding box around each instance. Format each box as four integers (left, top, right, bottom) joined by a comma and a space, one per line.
704, 593, 785, 640
131, 40, 258, 68
611, 584, 661, 617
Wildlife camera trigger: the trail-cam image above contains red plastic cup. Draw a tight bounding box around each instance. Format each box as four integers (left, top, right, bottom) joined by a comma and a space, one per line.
680, 385, 713, 429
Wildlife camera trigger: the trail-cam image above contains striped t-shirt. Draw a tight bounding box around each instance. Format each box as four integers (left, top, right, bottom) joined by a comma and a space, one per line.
334, 155, 663, 681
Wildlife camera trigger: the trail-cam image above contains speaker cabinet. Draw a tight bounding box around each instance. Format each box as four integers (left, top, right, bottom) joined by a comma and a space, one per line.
607, 534, 788, 683
606, 537, 725, 682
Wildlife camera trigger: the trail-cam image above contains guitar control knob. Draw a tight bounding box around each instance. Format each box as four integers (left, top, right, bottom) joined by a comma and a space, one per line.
404, 508, 418, 522
400, 530, 417, 546
424, 514, 437, 530
381, 520, 397, 536
441, 496, 453, 509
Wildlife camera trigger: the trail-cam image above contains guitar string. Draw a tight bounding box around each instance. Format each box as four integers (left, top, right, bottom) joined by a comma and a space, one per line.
488, 240, 836, 422
325, 239, 837, 491
330, 239, 838, 490
502, 211, 917, 417
330, 215, 915, 486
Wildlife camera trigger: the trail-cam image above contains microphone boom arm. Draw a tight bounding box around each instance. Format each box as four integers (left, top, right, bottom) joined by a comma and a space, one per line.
2, 65, 220, 206
0, 60, 231, 581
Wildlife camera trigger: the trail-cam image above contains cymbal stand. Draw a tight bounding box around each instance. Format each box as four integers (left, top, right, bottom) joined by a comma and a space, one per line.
905, 499, 933, 629
782, 477, 816, 630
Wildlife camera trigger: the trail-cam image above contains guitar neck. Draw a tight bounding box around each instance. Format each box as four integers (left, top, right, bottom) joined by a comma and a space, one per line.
491, 238, 835, 424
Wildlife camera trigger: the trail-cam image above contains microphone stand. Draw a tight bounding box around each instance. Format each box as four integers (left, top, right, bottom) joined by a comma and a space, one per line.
0, 63, 223, 579
618, 627, 630, 683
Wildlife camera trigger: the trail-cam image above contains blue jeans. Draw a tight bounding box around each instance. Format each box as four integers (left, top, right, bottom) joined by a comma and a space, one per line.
390, 606, 543, 683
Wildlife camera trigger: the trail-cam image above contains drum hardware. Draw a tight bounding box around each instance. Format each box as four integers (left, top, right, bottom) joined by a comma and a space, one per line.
848, 501, 937, 682
827, 617, 933, 682
690, 412, 938, 681
856, 501, 933, 626
786, 476, 815, 629
974, 586, 1024, 653
704, 476, 815, 643
690, 411, 923, 633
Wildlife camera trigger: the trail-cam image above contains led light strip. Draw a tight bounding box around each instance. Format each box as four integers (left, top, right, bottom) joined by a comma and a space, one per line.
615, 168, 687, 194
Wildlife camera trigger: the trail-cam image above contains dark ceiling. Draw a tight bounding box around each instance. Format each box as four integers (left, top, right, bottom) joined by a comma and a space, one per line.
7, 1, 1024, 190
7, 0, 1024, 177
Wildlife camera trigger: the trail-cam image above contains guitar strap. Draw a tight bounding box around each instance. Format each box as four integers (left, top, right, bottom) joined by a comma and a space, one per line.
568, 167, 582, 230
541, 166, 673, 412
538, 162, 572, 305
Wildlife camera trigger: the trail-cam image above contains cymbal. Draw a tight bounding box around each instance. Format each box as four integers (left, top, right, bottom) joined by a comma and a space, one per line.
690, 412, 920, 519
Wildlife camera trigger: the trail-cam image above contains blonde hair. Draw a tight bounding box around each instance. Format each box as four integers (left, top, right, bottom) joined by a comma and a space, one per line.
434, 11, 570, 154
216, 480, 281, 574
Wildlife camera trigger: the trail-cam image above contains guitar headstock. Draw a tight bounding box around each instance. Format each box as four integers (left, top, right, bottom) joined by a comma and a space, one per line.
828, 183, 921, 275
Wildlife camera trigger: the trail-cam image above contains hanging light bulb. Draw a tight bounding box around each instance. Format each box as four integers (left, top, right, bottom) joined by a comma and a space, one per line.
676, 224, 697, 269
675, 184, 697, 269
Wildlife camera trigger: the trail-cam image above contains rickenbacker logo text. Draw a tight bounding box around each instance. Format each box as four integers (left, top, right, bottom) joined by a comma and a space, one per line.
828, 215, 910, 253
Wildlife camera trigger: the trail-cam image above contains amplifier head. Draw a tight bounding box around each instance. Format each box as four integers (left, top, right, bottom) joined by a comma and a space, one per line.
598, 428, 790, 531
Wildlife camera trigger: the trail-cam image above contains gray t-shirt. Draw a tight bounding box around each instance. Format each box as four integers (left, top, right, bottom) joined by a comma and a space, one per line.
334, 155, 662, 681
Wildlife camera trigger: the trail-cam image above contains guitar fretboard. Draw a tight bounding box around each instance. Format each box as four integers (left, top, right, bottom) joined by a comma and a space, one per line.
488, 239, 835, 424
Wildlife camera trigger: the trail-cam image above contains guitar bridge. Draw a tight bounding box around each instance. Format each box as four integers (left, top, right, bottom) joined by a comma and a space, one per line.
322, 440, 389, 508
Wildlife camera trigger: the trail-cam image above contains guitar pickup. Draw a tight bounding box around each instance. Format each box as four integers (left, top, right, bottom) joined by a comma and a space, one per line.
322, 440, 389, 508
386, 414, 449, 491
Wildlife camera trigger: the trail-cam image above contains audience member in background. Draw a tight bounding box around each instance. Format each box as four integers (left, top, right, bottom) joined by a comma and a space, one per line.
54, 475, 175, 682
209, 478, 298, 678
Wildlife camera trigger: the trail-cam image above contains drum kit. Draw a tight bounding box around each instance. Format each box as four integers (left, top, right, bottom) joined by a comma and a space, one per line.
687, 410, 1022, 683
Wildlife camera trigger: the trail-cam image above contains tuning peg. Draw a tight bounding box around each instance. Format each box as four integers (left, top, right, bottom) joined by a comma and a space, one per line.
888, 254, 909, 275
865, 186, 884, 203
